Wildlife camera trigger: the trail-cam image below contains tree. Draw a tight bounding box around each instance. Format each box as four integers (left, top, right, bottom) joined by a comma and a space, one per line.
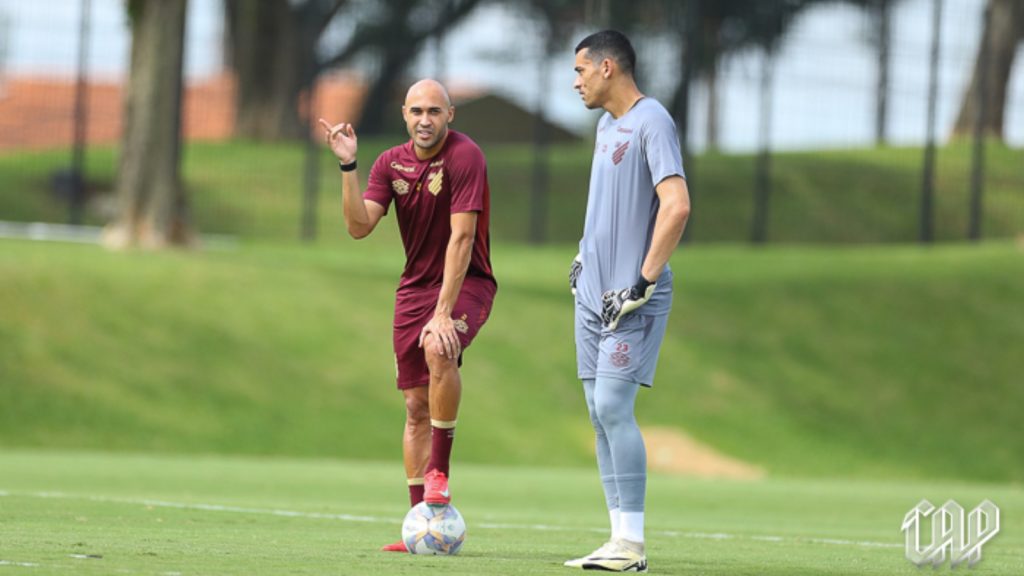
224, 0, 484, 141
952, 0, 1024, 140
105, 0, 191, 249
660, 0, 813, 151
330, 0, 485, 135
662, 0, 902, 152
224, 0, 347, 141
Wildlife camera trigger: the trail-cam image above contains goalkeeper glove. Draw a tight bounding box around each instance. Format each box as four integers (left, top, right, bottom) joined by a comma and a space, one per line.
601, 276, 656, 331
569, 254, 582, 295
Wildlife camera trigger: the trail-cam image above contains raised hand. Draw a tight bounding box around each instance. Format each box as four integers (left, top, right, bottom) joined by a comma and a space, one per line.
318, 118, 358, 164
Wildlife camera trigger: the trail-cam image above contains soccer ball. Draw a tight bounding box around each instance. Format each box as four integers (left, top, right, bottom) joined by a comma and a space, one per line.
401, 502, 466, 555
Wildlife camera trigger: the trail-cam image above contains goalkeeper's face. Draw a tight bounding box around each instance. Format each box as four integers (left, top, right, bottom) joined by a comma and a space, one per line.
573, 49, 607, 110
402, 80, 454, 156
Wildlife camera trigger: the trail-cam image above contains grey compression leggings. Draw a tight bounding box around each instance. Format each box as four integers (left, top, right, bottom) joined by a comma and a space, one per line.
582, 377, 647, 513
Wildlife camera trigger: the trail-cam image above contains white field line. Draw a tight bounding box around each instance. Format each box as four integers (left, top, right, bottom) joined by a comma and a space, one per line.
1, 490, 902, 550
0, 220, 237, 248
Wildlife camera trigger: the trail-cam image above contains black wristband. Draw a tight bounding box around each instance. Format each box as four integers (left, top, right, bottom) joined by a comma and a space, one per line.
339, 160, 357, 172
634, 276, 655, 292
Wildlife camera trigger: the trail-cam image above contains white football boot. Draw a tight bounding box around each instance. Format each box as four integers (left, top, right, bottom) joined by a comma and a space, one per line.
564, 541, 617, 568
572, 538, 647, 573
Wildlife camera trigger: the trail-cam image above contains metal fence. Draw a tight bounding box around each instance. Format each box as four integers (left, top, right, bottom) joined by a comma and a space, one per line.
0, 0, 1021, 245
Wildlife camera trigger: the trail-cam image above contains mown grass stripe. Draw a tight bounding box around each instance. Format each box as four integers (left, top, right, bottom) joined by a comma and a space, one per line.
2, 489, 902, 549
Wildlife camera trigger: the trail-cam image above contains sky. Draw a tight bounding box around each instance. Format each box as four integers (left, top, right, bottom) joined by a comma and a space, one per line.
0, 0, 1021, 150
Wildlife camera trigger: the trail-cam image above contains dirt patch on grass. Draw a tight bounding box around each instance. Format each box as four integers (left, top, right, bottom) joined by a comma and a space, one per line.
642, 426, 765, 480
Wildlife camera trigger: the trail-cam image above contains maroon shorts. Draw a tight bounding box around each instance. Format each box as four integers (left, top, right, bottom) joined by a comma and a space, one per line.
393, 276, 496, 389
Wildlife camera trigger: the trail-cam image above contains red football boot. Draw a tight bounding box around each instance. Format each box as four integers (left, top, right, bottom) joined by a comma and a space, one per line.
423, 469, 451, 506
381, 541, 408, 552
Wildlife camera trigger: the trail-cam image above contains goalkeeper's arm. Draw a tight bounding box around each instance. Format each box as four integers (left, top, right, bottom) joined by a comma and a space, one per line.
640, 176, 690, 283
601, 177, 690, 331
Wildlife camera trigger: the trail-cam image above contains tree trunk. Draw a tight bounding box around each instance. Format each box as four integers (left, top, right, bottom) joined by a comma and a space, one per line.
952, 0, 1024, 140
355, 0, 483, 135
355, 39, 420, 136
105, 0, 191, 249
225, 0, 319, 141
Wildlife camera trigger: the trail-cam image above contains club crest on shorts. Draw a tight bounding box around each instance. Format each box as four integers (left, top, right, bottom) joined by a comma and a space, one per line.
453, 313, 469, 335
392, 179, 410, 195
611, 341, 631, 367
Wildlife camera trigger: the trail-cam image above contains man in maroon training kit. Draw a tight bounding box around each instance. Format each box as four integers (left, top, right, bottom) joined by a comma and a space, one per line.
319, 78, 496, 552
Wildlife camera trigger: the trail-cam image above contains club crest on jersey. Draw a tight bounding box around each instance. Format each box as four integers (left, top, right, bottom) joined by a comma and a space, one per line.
612, 141, 629, 165
427, 169, 444, 196
392, 179, 410, 195
454, 313, 469, 334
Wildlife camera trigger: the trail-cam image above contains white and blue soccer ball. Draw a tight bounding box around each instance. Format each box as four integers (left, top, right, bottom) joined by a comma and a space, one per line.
401, 502, 466, 555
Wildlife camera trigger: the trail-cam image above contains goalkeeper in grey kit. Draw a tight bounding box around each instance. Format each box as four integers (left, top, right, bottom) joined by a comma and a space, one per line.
564, 30, 690, 573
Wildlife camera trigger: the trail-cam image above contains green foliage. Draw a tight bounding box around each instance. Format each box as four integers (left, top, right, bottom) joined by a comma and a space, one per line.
1, 240, 1022, 482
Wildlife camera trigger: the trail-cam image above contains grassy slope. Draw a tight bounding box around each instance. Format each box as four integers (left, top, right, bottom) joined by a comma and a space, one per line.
2, 239, 1022, 482
1, 140, 1021, 244
1, 451, 1022, 575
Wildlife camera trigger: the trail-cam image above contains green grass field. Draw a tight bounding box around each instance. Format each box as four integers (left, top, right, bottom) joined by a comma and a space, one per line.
2, 238, 1021, 574
2, 450, 1022, 575
2, 139, 1022, 574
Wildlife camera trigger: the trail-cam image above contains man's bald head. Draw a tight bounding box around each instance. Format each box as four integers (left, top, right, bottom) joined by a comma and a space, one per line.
405, 78, 452, 108
402, 78, 455, 159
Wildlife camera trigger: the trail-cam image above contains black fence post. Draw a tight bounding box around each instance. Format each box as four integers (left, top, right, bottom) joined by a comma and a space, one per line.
968, 2, 991, 242
919, 0, 943, 244
678, 0, 699, 243
874, 0, 891, 146
752, 42, 776, 245
529, 34, 553, 245
69, 0, 91, 225
301, 87, 319, 243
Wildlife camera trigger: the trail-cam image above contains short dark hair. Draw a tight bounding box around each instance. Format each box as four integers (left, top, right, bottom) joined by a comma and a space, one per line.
575, 30, 636, 76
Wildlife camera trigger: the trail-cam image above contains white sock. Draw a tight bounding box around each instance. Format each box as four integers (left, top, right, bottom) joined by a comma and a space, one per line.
609, 508, 621, 540
619, 511, 645, 544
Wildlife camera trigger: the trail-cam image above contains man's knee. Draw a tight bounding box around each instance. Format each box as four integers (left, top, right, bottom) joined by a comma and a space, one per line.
422, 332, 459, 375
594, 396, 624, 429
404, 389, 430, 425
582, 383, 604, 432
594, 385, 636, 429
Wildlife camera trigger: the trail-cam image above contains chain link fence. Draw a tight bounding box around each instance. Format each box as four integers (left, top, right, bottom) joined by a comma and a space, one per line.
0, 0, 1021, 244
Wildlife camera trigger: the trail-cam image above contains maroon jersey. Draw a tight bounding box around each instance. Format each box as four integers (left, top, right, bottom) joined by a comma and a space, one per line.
364, 130, 495, 292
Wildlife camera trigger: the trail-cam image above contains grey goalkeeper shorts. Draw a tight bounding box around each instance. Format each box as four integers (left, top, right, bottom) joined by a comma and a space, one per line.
574, 298, 670, 387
